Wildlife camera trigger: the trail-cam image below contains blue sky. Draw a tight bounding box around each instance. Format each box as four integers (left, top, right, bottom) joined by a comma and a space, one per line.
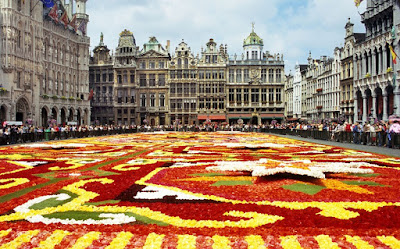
85, 0, 367, 73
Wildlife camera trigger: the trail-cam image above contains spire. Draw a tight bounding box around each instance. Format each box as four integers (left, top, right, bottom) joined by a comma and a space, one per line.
99, 32, 104, 46
252, 22, 255, 33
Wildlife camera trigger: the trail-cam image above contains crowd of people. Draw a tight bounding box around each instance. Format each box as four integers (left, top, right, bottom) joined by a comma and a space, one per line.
0, 119, 399, 149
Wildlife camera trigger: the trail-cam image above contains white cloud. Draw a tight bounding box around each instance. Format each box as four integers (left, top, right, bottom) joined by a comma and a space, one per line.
86, 0, 366, 72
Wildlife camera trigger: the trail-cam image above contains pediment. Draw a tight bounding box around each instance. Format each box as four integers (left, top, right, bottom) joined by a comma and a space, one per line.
140, 50, 168, 58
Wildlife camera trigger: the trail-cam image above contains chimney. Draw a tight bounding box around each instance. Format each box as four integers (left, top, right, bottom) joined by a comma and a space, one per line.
166, 40, 170, 53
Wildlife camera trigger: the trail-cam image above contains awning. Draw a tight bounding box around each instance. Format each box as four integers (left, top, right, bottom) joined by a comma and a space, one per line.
198, 114, 227, 120
260, 113, 285, 119
227, 114, 252, 119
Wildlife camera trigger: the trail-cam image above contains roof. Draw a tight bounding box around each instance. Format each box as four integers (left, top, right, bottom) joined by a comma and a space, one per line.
354, 33, 366, 43
243, 25, 263, 47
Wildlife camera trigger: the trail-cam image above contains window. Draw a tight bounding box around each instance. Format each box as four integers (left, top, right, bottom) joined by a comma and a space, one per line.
199, 70, 204, 79
159, 94, 165, 107
123, 71, 128, 83
130, 89, 135, 103
96, 73, 100, 82
17, 71, 22, 88
190, 70, 196, 79
261, 69, 267, 82
140, 61, 146, 69
219, 98, 224, 109
177, 70, 182, 79
236, 89, 242, 103
276, 69, 282, 83
130, 71, 135, 83
212, 55, 218, 63
17, 0, 22, 11
149, 61, 155, 69
244, 69, 249, 82
251, 89, 259, 103
183, 70, 189, 79
170, 71, 175, 79
229, 89, 234, 102
261, 89, 267, 102
158, 74, 165, 86
117, 72, 122, 84
212, 70, 218, 79
150, 94, 155, 107
269, 89, 274, 102
190, 99, 196, 110
140, 74, 146, 87
159, 61, 164, 68
109, 73, 113, 82
177, 84, 183, 94
206, 70, 211, 79
184, 83, 189, 94
268, 69, 274, 83
117, 90, 122, 103
170, 83, 176, 94
244, 89, 249, 102
149, 74, 155, 86
276, 88, 282, 102
219, 70, 225, 79
102, 86, 106, 93
190, 83, 196, 94
140, 93, 146, 107
229, 69, 234, 82
102, 73, 107, 82
236, 69, 242, 83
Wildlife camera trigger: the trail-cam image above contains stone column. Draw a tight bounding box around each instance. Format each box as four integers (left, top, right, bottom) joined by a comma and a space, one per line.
372, 93, 377, 119
363, 94, 368, 122
353, 57, 358, 80
362, 54, 367, 76
378, 49, 382, 74
372, 51, 376, 76
383, 46, 388, 71
383, 93, 388, 121
395, 87, 400, 116
368, 52, 373, 75
354, 94, 358, 122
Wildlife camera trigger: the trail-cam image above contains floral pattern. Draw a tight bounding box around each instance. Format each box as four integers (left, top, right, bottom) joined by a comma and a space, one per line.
0, 132, 399, 248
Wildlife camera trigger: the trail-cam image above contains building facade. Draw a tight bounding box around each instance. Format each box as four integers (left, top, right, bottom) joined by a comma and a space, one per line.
285, 73, 293, 119
353, 0, 400, 122
136, 37, 170, 126
168, 40, 198, 125
89, 33, 114, 125
112, 29, 138, 126
197, 39, 228, 123
0, 0, 91, 127
226, 26, 285, 125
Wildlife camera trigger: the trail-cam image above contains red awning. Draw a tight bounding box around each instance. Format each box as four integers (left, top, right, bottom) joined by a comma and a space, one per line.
198, 114, 227, 120
227, 114, 252, 118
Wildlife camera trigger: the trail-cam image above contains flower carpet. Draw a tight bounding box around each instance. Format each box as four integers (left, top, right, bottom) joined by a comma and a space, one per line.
1, 132, 400, 248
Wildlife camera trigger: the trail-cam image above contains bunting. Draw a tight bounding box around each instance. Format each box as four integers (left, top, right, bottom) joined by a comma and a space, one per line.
60, 11, 69, 27
78, 20, 87, 35
389, 45, 398, 65
354, 0, 363, 7
48, 4, 58, 23
88, 89, 94, 101
69, 14, 77, 31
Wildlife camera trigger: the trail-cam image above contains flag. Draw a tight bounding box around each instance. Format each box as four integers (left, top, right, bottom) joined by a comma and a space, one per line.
69, 14, 77, 31
88, 89, 94, 101
77, 20, 87, 35
48, 4, 58, 23
60, 11, 69, 27
389, 45, 398, 65
40, 0, 54, 8
354, 0, 363, 7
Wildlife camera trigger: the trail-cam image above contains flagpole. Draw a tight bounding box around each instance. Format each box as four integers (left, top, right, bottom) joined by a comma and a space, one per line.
30, 0, 41, 14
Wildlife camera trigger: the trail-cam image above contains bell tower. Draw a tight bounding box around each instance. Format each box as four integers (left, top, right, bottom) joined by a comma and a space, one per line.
75, 0, 89, 23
